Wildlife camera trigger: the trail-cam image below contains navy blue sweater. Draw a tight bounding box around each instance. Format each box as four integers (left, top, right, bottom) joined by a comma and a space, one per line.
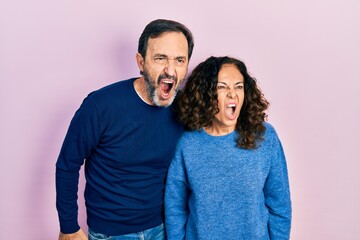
56, 78, 184, 235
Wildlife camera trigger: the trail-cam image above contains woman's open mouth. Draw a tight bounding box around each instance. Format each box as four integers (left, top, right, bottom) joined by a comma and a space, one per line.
225, 103, 237, 120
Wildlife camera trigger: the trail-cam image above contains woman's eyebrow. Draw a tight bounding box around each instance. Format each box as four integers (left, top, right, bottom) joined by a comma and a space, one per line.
217, 82, 227, 85
217, 81, 244, 85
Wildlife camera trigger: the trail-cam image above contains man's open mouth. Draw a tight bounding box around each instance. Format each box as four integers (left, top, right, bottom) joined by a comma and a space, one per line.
160, 79, 175, 98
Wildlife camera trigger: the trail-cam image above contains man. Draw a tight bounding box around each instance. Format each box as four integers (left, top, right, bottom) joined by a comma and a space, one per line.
56, 19, 194, 240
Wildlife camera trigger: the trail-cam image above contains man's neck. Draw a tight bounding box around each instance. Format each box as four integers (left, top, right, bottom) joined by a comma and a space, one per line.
133, 77, 154, 105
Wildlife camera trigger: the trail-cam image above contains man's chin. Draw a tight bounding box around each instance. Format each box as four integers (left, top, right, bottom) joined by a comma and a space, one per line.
154, 100, 173, 108
153, 94, 176, 107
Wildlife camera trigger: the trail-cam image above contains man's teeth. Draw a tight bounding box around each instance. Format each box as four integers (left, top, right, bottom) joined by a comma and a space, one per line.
227, 104, 236, 107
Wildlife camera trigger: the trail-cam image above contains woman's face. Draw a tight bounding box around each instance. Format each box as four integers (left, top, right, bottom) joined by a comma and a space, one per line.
209, 64, 244, 135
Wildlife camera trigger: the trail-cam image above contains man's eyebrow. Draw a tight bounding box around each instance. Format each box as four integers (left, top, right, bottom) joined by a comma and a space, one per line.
153, 54, 167, 57
153, 54, 187, 59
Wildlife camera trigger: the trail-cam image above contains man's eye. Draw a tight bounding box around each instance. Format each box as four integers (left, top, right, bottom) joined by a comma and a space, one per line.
177, 58, 185, 63
217, 86, 226, 89
154, 57, 167, 64
155, 57, 165, 61
236, 86, 243, 89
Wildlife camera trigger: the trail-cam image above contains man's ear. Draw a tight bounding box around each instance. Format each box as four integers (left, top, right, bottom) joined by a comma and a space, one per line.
136, 53, 144, 73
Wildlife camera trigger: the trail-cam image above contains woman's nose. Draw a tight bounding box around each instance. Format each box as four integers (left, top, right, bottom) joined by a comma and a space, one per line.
227, 89, 235, 98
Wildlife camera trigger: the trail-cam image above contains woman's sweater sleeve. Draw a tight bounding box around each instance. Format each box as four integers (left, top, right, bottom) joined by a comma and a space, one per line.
264, 130, 292, 239
165, 145, 190, 240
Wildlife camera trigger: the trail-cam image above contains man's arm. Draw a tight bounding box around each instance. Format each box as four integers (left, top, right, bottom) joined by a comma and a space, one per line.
56, 95, 101, 234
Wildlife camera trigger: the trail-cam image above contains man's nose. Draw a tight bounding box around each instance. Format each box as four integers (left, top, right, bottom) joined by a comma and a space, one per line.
164, 60, 176, 76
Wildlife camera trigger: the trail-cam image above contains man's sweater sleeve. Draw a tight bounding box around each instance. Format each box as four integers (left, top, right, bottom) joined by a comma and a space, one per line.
55, 95, 101, 234
165, 146, 190, 240
264, 130, 292, 239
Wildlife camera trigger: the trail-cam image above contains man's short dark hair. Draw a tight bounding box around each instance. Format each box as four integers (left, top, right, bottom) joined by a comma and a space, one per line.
138, 19, 194, 60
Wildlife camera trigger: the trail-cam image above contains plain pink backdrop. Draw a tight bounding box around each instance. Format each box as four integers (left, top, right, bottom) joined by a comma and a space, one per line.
1, 0, 359, 239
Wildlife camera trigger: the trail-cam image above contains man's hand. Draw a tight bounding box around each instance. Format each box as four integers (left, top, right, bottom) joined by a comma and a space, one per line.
58, 229, 88, 240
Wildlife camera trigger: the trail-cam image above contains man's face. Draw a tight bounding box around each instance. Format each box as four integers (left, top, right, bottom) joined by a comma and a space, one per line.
138, 32, 189, 107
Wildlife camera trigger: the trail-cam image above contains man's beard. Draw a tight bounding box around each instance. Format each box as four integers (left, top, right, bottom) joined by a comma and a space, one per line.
143, 69, 179, 107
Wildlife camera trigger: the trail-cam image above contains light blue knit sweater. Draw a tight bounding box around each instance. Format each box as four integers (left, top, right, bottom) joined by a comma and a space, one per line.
165, 122, 291, 240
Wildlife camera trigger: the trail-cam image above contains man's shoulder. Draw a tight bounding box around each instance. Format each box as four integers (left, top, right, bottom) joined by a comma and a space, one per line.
84, 78, 136, 101
77, 78, 136, 110
92, 78, 136, 95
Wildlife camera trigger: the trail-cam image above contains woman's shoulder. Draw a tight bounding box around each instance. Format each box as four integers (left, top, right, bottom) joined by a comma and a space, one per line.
263, 122, 275, 133
262, 122, 281, 141
180, 129, 203, 140
177, 130, 204, 146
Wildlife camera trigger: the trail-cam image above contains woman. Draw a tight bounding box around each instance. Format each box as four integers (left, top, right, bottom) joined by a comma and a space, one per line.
165, 56, 291, 240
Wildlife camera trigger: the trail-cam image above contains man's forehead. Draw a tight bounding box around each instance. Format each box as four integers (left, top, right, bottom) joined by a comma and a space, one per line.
146, 32, 188, 57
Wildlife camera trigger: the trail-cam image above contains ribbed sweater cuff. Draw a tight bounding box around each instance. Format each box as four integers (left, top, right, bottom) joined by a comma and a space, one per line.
60, 219, 80, 234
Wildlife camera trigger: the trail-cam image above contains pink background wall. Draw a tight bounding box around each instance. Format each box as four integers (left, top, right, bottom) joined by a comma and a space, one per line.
1, 0, 359, 239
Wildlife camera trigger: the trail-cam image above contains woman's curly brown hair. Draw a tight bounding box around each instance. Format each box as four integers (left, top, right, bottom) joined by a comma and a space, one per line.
176, 56, 269, 149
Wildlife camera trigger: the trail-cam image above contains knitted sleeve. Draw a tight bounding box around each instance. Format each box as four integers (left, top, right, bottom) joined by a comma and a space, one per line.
55, 94, 102, 233
165, 142, 190, 240
264, 129, 292, 239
